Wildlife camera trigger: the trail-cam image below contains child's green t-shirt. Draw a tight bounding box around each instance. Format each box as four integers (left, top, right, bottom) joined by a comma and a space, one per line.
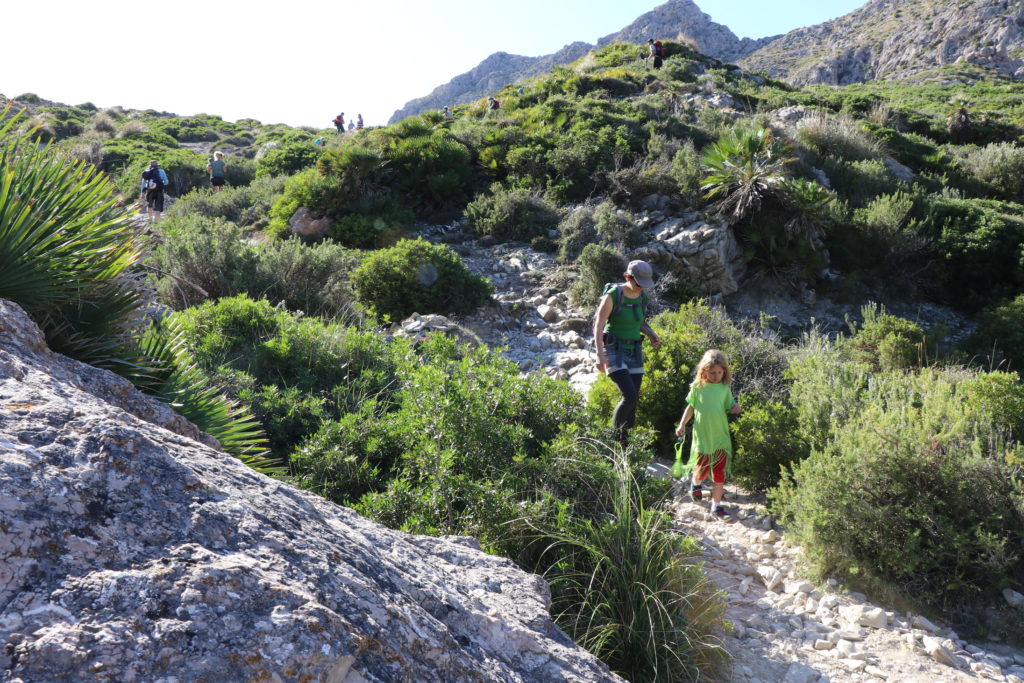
679, 382, 736, 477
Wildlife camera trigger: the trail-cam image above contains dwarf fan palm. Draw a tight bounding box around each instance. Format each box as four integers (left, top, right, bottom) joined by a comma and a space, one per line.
701, 125, 794, 224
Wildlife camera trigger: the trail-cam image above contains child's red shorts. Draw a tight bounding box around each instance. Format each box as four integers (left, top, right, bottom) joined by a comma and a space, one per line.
694, 450, 727, 484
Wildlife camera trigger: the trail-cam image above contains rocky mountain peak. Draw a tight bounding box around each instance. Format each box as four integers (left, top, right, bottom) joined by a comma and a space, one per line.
740, 0, 1024, 85
596, 0, 776, 63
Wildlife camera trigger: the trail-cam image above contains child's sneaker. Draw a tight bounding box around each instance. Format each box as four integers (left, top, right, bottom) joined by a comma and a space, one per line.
711, 505, 731, 520
690, 485, 703, 502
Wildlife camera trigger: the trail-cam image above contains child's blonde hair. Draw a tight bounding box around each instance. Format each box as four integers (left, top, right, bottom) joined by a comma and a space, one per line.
693, 349, 732, 386
213, 150, 224, 159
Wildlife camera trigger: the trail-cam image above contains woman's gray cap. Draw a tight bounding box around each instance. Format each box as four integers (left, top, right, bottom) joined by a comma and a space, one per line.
627, 260, 655, 288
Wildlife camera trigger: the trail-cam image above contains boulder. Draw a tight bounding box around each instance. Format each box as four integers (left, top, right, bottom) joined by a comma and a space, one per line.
1003, 588, 1024, 608
0, 300, 620, 682
288, 206, 332, 239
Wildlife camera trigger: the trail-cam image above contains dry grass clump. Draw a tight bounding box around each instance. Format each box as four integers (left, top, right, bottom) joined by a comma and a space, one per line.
795, 112, 885, 161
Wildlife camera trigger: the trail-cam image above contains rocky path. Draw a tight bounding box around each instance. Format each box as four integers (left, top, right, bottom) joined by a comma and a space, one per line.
405, 226, 602, 393
649, 464, 1024, 683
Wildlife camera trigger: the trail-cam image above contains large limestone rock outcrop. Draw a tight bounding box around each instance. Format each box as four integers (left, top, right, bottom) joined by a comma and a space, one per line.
741, 0, 1024, 86
633, 215, 747, 296
0, 300, 621, 682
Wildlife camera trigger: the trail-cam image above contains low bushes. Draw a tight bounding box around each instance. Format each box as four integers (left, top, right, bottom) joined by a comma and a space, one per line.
772, 365, 1024, 623
352, 238, 491, 321
969, 294, 1024, 373
464, 183, 560, 242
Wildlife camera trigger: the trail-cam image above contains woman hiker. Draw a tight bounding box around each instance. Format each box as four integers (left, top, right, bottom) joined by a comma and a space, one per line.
593, 260, 662, 442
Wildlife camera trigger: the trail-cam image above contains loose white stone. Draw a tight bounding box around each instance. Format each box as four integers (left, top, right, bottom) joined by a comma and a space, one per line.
1003, 588, 1024, 608
813, 639, 835, 651
913, 614, 941, 634
842, 658, 867, 672
759, 529, 780, 544
784, 580, 815, 595
858, 606, 888, 629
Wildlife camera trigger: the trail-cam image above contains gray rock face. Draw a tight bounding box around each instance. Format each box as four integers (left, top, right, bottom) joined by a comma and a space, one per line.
741, 0, 1024, 86
390, 0, 777, 123
633, 217, 747, 296
0, 299, 621, 682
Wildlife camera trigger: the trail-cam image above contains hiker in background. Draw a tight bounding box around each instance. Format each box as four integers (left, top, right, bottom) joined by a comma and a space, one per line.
207, 150, 228, 193
646, 38, 664, 69
488, 96, 500, 112
356, 114, 364, 130
333, 113, 345, 132
348, 121, 356, 131
675, 349, 742, 520
139, 159, 168, 222
592, 260, 662, 442
314, 137, 326, 148
442, 105, 454, 120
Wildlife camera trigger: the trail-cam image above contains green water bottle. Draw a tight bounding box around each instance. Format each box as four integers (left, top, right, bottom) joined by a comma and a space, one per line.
671, 437, 685, 478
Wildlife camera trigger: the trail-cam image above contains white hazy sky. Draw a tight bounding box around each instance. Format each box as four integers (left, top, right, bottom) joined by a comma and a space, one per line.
4, 0, 864, 129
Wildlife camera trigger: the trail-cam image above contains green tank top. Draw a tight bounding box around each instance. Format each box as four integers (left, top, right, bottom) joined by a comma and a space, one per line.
603, 286, 645, 340
209, 159, 226, 177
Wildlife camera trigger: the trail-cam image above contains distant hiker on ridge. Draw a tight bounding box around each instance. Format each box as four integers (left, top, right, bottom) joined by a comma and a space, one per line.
646, 38, 665, 69
487, 97, 500, 114
356, 114, 364, 130
442, 105, 454, 120
139, 160, 168, 222
333, 113, 345, 132
207, 151, 228, 193
348, 121, 355, 131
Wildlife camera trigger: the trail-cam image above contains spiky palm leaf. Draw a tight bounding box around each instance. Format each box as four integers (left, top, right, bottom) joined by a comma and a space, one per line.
701, 126, 794, 224
134, 318, 280, 474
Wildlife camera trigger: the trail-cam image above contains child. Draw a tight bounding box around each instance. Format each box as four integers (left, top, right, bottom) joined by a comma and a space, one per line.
675, 349, 741, 519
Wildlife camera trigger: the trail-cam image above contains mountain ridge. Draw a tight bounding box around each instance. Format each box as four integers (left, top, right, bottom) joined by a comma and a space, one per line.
388, 0, 775, 123
739, 0, 1024, 85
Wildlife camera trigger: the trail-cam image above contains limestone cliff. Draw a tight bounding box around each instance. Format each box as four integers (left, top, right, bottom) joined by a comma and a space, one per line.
0, 299, 621, 682
389, 0, 775, 123
740, 0, 1024, 85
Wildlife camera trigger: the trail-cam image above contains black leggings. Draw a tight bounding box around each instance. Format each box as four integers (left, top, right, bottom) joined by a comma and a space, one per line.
609, 370, 643, 436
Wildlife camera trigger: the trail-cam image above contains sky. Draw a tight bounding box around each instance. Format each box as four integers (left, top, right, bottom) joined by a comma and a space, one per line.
3, 0, 865, 129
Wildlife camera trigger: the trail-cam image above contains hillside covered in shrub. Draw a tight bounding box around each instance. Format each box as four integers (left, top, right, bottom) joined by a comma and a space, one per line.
3, 32, 1024, 677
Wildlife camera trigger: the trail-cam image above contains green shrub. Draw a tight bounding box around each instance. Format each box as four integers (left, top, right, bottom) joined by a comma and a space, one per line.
352, 238, 491, 320
568, 243, 626, 307
557, 204, 599, 263
464, 183, 560, 242
167, 175, 286, 228
845, 304, 929, 371
771, 367, 1024, 624
248, 238, 360, 320
256, 141, 321, 178
731, 397, 809, 493
593, 202, 642, 251
174, 295, 397, 458
958, 142, 1024, 201
289, 400, 401, 505
670, 140, 704, 205
148, 215, 254, 308
969, 294, 1024, 373
924, 197, 1024, 306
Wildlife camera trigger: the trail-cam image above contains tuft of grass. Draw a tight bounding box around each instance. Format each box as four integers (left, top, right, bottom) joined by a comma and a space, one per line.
541, 441, 728, 682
